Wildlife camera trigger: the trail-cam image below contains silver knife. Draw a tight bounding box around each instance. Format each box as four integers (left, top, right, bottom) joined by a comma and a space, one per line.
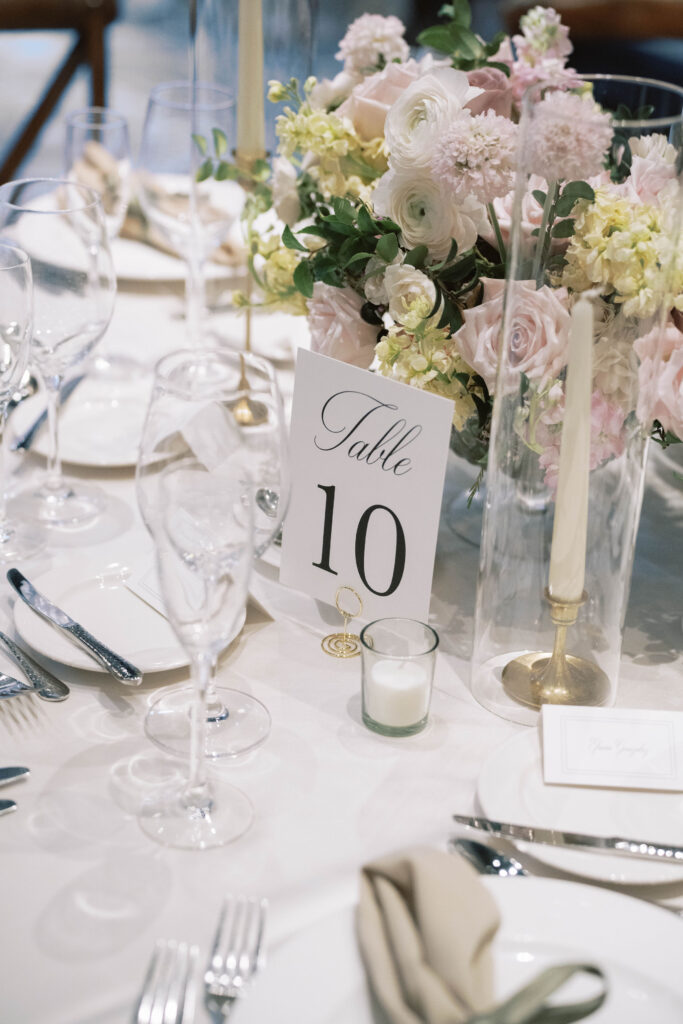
0, 630, 70, 701
7, 569, 142, 686
0, 767, 29, 786
10, 374, 85, 452
453, 814, 683, 863
0, 799, 17, 816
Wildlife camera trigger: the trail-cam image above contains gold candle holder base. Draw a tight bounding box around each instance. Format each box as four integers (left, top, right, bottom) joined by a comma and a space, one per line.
502, 589, 611, 710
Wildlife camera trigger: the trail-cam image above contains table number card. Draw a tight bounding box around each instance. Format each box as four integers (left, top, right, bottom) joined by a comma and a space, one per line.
542, 705, 683, 791
279, 349, 454, 622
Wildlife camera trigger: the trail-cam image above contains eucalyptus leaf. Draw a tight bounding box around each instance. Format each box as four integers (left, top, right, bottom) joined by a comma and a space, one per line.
555, 194, 578, 218
562, 181, 595, 201
532, 189, 547, 207
551, 218, 575, 239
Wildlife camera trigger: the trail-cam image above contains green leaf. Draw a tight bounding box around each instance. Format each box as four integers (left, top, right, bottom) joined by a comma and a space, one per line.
251, 159, 271, 181
484, 59, 511, 76
417, 25, 456, 53
212, 127, 228, 157
196, 158, 213, 182
555, 194, 578, 218
344, 251, 375, 270
319, 215, 357, 236
551, 218, 575, 238
357, 205, 377, 235
451, 27, 485, 60
282, 224, 307, 252
298, 225, 330, 239
293, 260, 314, 299
376, 232, 399, 263
331, 196, 355, 224
532, 189, 547, 207
192, 133, 208, 156
484, 31, 507, 56
404, 245, 429, 268
214, 160, 234, 181
430, 238, 459, 271
562, 181, 595, 201
450, 0, 471, 29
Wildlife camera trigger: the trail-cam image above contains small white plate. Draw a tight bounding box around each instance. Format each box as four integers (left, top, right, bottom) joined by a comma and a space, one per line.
11, 378, 151, 469
111, 234, 244, 284
13, 561, 189, 675
237, 876, 683, 1024
477, 730, 683, 885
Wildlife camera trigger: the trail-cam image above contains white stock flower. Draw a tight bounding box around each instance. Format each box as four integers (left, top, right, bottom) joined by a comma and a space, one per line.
372, 167, 486, 262
384, 68, 482, 170
271, 157, 300, 226
383, 264, 438, 328
336, 14, 409, 74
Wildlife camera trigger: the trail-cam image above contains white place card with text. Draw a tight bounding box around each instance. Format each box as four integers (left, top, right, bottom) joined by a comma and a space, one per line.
279, 349, 454, 622
542, 705, 683, 791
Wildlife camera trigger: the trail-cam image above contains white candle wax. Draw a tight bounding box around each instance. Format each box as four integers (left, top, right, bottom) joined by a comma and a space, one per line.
236, 0, 265, 162
364, 659, 430, 728
548, 297, 593, 602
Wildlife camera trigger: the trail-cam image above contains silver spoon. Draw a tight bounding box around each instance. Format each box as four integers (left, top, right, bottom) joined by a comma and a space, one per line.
449, 837, 528, 877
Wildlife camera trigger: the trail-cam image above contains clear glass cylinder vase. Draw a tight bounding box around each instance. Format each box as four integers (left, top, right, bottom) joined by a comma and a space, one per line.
471, 75, 683, 725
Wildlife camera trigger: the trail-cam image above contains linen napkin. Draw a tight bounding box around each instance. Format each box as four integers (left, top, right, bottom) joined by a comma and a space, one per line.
357, 846, 500, 1024
357, 847, 608, 1024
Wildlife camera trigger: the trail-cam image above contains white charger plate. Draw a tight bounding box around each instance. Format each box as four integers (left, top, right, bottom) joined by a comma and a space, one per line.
236, 877, 683, 1024
477, 729, 683, 886
13, 561, 189, 675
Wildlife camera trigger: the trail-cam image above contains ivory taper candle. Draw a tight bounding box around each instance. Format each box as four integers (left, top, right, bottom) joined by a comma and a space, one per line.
236, 0, 265, 162
548, 297, 593, 602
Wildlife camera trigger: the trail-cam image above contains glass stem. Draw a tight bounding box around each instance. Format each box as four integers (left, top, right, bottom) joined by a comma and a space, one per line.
0, 405, 9, 541
187, 650, 211, 796
185, 247, 206, 347
43, 374, 63, 492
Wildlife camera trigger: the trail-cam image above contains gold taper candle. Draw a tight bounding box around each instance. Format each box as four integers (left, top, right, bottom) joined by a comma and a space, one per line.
548, 297, 593, 603
236, 0, 265, 162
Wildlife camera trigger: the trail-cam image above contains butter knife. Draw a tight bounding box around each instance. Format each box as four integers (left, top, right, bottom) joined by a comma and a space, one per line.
7, 569, 142, 686
0, 631, 70, 701
0, 767, 29, 786
0, 799, 17, 816
453, 814, 683, 863
10, 373, 85, 452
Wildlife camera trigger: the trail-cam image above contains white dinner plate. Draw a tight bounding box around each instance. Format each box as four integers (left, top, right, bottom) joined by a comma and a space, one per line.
10, 376, 152, 469
13, 561, 190, 675
237, 877, 683, 1024
477, 729, 683, 885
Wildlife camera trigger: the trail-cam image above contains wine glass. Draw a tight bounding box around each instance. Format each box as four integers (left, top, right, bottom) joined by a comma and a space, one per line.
0, 178, 116, 528
64, 107, 136, 379
136, 347, 258, 848
139, 350, 289, 760
137, 82, 239, 346
0, 242, 44, 559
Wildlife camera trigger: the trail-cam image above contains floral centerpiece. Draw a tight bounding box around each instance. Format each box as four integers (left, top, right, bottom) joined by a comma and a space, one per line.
208, 1, 682, 494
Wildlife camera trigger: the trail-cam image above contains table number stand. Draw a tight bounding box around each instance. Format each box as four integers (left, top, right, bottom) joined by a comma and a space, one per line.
322, 586, 363, 659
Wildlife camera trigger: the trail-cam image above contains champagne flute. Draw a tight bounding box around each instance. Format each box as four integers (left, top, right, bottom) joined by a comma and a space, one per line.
0, 242, 43, 559
136, 347, 256, 848
137, 81, 239, 346
0, 178, 116, 528
139, 349, 289, 760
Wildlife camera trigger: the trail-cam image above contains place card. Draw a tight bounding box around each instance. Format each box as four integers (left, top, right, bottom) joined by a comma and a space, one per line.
126, 558, 168, 619
542, 705, 683, 791
279, 349, 454, 623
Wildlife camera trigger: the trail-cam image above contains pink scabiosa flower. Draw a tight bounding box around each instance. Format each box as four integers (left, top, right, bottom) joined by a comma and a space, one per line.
527, 91, 613, 183
430, 110, 518, 205
336, 14, 409, 75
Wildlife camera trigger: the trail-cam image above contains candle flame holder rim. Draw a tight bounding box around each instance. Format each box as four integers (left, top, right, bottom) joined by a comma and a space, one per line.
359, 617, 440, 658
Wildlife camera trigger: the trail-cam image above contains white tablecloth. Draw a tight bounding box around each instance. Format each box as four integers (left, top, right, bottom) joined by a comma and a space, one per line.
1, 269, 682, 1024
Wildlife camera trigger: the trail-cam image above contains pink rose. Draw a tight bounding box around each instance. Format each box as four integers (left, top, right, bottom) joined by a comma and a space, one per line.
308, 282, 379, 368
453, 278, 570, 393
538, 391, 626, 490
337, 60, 420, 141
465, 67, 513, 118
635, 319, 683, 438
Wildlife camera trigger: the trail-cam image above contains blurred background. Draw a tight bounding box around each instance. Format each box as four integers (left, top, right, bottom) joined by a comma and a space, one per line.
1, 0, 682, 184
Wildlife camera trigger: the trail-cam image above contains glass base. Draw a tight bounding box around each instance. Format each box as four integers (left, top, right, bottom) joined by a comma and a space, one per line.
139, 775, 254, 850
11, 478, 107, 528
0, 520, 45, 561
362, 710, 428, 737
145, 685, 271, 759
446, 482, 485, 547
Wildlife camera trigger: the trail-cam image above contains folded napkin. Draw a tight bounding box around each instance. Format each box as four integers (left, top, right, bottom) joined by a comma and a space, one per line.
357, 848, 607, 1024
120, 199, 247, 268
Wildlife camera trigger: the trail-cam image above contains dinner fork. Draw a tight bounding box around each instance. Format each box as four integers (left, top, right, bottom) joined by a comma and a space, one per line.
134, 938, 198, 1024
204, 895, 267, 1021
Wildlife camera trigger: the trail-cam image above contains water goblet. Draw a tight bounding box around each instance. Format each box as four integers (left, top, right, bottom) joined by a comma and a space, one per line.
136, 347, 258, 848
138, 349, 289, 760
0, 178, 116, 528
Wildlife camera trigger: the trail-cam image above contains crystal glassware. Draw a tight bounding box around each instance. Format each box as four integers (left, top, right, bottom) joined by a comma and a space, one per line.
137, 82, 239, 346
471, 76, 683, 725
138, 349, 289, 760
136, 347, 257, 848
0, 242, 44, 559
0, 178, 116, 529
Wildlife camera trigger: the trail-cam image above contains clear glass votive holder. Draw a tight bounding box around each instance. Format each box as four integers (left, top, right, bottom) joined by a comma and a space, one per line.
360, 619, 439, 737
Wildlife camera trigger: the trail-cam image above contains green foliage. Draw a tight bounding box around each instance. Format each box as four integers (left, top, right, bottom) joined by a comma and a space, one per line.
418, 0, 509, 74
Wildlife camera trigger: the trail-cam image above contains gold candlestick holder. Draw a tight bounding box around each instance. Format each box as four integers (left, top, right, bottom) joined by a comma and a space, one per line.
502, 589, 610, 709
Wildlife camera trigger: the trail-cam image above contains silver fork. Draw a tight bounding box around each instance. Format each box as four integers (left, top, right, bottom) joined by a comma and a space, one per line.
134, 938, 198, 1024
204, 895, 267, 1021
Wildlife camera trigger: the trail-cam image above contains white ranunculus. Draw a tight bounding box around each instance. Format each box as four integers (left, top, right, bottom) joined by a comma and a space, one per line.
271, 157, 300, 227
384, 264, 437, 325
384, 68, 483, 170
372, 168, 486, 262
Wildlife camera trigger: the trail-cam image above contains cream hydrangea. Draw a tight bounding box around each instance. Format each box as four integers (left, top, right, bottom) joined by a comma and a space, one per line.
260, 247, 308, 315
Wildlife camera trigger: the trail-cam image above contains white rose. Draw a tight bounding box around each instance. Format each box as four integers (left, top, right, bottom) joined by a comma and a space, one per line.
308, 282, 378, 368
271, 157, 300, 227
384, 68, 482, 170
384, 264, 437, 325
372, 168, 486, 262
363, 252, 402, 304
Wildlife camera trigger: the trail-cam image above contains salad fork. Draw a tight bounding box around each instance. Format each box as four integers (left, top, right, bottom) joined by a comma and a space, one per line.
204, 895, 267, 1021
134, 938, 198, 1024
